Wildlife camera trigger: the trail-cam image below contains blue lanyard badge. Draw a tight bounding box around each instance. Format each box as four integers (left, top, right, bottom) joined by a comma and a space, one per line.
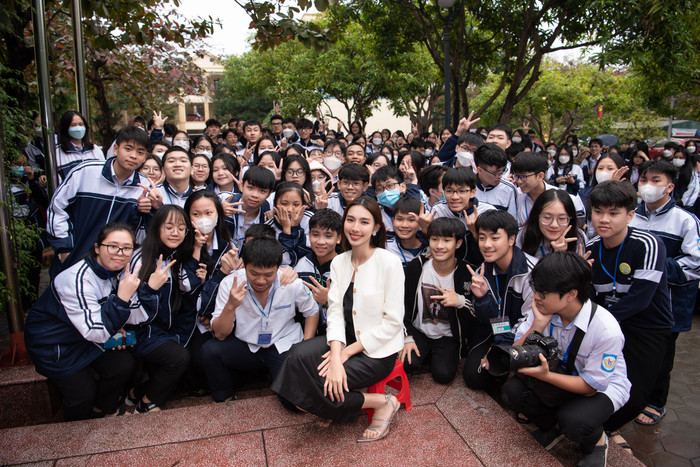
598, 237, 626, 295
248, 283, 277, 345
490, 275, 510, 335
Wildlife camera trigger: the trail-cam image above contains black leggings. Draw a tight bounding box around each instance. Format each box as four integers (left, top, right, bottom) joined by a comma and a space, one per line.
136, 341, 191, 406
50, 349, 135, 421
503, 374, 614, 453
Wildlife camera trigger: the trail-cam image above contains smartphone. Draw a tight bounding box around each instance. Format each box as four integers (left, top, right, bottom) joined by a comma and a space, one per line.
103, 331, 136, 349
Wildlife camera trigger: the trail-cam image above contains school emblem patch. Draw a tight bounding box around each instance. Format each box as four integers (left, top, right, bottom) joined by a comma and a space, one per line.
619, 263, 631, 275
602, 354, 617, 373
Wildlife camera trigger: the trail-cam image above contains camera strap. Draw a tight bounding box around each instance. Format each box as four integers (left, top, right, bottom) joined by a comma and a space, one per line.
563, 303, 598, 375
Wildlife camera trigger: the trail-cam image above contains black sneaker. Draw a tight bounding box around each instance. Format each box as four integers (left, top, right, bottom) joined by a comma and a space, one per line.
578, 434, 608, 467
532, 428, 564, 450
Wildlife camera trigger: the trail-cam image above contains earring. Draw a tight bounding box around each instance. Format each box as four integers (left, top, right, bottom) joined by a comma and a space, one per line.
372, 231, 377, 237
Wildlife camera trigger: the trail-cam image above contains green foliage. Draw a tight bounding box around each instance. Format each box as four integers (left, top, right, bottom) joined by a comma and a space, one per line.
0, 63, 41, 313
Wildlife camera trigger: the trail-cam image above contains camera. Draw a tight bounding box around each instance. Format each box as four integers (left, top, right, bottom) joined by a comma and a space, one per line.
487, 331, 560, 377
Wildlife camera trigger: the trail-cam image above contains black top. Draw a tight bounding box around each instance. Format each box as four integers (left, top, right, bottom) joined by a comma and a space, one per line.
343, 281, 356, 344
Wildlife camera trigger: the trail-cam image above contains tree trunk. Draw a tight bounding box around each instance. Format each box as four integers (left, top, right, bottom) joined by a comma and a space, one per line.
88, 61, 115, 150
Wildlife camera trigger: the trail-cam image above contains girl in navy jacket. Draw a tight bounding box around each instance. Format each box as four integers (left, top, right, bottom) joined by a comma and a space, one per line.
25, 223, 160, 421
128, 205, 203, 413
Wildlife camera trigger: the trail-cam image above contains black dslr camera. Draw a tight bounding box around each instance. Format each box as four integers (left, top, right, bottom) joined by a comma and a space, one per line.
487, 331, 560, 377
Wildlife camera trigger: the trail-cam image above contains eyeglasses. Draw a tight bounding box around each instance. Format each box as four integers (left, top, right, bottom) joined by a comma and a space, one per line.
325, 151, 343, 157
539, 214, 571, 226
99, 244, 134, 255
195, 146, 212, 152
339, 180, 363, 189
285, 168, 306, 177
311, 174, 328, 182
141, 167, 161, 174
512, 173, 537, 182
192, 164, 209, 170
375, 181, 400, 194
444, 188, 471, 196
480, 167, 505, 178
161, 224, 188, 235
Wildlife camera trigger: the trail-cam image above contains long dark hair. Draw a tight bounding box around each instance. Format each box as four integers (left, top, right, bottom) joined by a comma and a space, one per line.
58, 110, 94, 152
282, 155, 313, 204
138, 205, 194, 312
521, 189, 580, 256
551, 145, 574, 175
674, 147, 693, 191
184, 190, 231, 276
341, 196, 386, 250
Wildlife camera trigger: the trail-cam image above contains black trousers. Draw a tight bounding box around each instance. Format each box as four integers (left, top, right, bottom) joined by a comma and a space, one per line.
462, 338, 509, 390
183, 329, 212, 392
50, 349, 135, 421
271, 336, 397, 422
403, 330, 459, 384
201, 334, 288, 402
503, 374, 614, 453
649, 332, 679, 408
137, 340, 191, 406
604, 322, 671, 431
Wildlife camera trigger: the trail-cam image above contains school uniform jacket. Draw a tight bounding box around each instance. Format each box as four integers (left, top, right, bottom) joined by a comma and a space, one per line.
195, 232, 236, 326
47, 158, 149, 274
222, 192, 271, 249
128, 248, 201, 356
326, 248, 405, 359
630, 199, 700, 332
265, 210, 314, 267
55, 143, 104, 181
475, 179, 518, 219
403, 256, 491, 358
24, 257, 151, 378
586, 227, 674, 330
472, 247, 537, 346
432, 198, 496, 267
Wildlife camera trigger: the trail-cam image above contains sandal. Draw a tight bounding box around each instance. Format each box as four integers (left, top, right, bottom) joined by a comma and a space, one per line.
124, 388, 138, 407
515, 412, 530, 424
357, 394, 399, 443
608, 430, 633, 455
634, 404, 666, 426
135, 399, 160, 414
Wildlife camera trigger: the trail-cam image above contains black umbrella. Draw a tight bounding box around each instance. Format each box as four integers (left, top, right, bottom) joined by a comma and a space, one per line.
596, 134, 618, 146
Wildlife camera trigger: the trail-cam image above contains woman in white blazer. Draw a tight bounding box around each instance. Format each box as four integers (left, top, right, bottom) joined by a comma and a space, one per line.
272, 196, 405, 442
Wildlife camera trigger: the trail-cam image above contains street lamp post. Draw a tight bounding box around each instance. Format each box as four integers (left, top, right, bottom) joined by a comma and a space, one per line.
438, 0, 455, 130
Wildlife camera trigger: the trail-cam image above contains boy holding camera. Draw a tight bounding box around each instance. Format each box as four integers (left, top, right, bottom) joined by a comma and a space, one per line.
502, 251, 630, 467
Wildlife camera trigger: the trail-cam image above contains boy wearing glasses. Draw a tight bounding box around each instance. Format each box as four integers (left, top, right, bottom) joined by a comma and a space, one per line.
431, 167, 495, 267
474, 143, 518, 219
327, 164, 370, 216
511, 151, 584, 227
48, 126, 150, 277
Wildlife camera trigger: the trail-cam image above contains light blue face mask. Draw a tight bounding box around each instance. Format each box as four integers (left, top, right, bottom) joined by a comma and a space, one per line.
437, 189, 446, 203
377, 188, 401, 208
68, 126, 86, 140
10, 166, 25, 178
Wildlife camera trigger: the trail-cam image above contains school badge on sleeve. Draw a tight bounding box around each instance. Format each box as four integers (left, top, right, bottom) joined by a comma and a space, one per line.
602, 354, 617, 373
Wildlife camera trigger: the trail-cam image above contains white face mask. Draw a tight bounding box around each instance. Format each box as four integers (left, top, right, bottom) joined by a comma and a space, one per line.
639, 184, 669, 204
663, 149, 673, 158
424, 148, 433, 157
193, 217, 217, 235
323, 156, 342, 172
372, 137, 382, 146
572, 150, 579, 157
174, 139, 190, 151
164, 137, 173, 145
547, 149, 557, 158
196, 150, 213, 159
673, 158, 685, 168
456, 151, 474, 168
688, 146, 697, 154
34, 126, 42, 137
153, 151, 166, 158
595, 171, 613, 183
282, 128, 295, 139
559, 155, 570, 165
312, 180, 322, 191
512, 136, 522, 144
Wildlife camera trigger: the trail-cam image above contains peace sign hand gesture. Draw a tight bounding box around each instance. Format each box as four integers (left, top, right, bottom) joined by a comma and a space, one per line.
117, 264, 142, 302
314, 184, 335, 210
467, 264, 489, 298
222, 195, 246, 217
303, 276, 330, 306
227, 276, 247, 309
456, 111, 481, 137
147, 254, 177, 290
550, 225, 577, 252
137, 178, 162, 211
417, 202, 436, 232
430, 285, 459, 307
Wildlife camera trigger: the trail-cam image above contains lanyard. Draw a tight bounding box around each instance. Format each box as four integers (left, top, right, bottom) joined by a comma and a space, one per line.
494, 274, 503, 316
397, 242, 409, 267
540, 245, 547, 258
313, 264, 326, 286
550, 322, 575, 366
598, 236, 626, 294
248, 285, 277, 321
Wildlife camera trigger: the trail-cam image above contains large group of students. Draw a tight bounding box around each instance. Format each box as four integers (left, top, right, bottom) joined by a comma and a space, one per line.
13, 109, 700, 465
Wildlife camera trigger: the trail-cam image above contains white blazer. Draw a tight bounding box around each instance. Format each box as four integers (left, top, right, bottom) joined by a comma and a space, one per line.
326, 248, 405, 358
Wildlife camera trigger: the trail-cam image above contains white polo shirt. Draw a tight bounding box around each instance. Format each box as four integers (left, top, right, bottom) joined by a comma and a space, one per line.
212, 269, 318, 353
